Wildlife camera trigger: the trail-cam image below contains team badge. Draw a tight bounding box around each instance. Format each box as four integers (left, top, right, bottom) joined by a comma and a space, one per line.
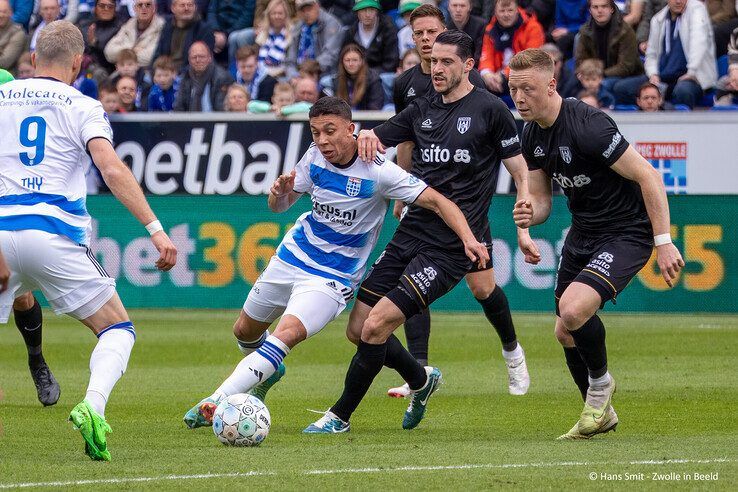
457, 117, 471, 134
559, 146, 572, 164
346, 177, 362, 197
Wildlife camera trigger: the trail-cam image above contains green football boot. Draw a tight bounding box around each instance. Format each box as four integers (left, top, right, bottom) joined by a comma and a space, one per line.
68, 400, 112, 461
248, 362, 286, 403
557, 406, 619, 440
183, 396, 221, 429
577, 376, 616, 436
402, 367, 442, 430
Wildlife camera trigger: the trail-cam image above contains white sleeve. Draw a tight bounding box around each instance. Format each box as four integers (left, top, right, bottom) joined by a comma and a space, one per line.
292, 145, 314, 194
378, 160, 428, 203
79, 102, 114, 149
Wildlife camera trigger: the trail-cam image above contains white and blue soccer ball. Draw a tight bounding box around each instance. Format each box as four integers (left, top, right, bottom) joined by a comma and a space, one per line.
212, 394, 271, 446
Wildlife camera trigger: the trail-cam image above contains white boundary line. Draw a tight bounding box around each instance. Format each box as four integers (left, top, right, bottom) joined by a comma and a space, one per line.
0, 458, 733, 489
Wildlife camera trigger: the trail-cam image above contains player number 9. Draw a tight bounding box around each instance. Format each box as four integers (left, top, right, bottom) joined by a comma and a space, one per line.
19, 116, 47, 167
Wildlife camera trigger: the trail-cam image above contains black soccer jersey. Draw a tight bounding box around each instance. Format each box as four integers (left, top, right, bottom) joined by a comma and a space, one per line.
374, 88, 522, 251
522, 98, 651, 236
393, 64, 487, 113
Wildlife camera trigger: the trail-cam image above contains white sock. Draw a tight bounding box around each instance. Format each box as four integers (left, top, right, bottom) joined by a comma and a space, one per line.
589, 371, 611, 388
213, 335, 289, 399
502, 344, 524, 360
85, 323, 136, 417
236, 329, 270, 357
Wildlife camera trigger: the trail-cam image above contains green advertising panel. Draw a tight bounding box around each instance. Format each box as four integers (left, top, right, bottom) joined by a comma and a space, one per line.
86, 195, 737, 312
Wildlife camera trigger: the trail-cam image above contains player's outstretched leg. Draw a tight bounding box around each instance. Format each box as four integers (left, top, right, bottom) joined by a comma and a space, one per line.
388, 309, 431, 398
467, 270, 530, 395
13, 293, 60, 406
233, 321, 286, 403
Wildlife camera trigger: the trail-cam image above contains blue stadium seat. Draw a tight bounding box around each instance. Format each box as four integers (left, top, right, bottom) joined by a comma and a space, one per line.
710, 105, 738, 111
673, 104, 691, 111
717, 55, 729, 78
614, 104, 639, 111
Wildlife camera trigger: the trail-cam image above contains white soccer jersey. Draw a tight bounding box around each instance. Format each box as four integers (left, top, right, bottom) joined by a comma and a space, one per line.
277, 143, 428, 289
0, 77, 113, 246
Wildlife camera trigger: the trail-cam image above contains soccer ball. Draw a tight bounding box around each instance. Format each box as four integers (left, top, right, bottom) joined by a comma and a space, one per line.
212, 394, 271, 446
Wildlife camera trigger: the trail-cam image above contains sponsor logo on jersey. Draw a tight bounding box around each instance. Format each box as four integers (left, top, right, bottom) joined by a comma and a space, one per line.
602, 132, 622, 158
346, 177, 362, 197
533, 146, 545, 157
501, 135, 519, 148
559, 146, 572, 164
456, 117, 471, 134
407, 87, 416, 97
552, 173, 591, 189
312, 199, 358, 225
421, 118, 433, 129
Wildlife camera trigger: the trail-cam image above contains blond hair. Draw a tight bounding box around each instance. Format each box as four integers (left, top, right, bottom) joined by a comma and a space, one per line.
255, 0, 294, 45
225, 84, 249, 111
576, 58, 604, 78
508, 48, 555, 74
35, 20, 84, 66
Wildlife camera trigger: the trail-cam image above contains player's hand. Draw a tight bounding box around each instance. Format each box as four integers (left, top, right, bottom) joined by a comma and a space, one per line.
518, 233, 541, 265
271, 169, 296, 197
464, 239, 490, 270
513, 199, 534, 228
151, 231, 177, 271
656, 243, 685, 288
392, 200, 405, 220
0, 252, 9, 293
357, 129, 385, 162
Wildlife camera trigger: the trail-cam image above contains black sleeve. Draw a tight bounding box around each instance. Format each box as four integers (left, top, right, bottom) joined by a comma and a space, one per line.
521, 123, 541, 171
373, 101, 418, 146
577, 108, 630, 167
489, 98, 522, 159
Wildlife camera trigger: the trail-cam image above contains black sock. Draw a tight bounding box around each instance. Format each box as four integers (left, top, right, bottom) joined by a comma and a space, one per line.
403, 309, 430, 365
478, 285, 517, 351
14, 299, 44, 367
568, 315, 607, 379
563, 347, 589, 400
383, 334, 428, 390
331, 341, 387, 422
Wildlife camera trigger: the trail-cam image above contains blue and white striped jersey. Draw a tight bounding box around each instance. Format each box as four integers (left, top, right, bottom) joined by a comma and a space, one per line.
277, 144, 428, 289
0, 77, 113, 246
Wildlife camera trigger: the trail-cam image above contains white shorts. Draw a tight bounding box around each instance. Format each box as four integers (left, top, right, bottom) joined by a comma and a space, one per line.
0, 230, 116, 323
243, 256, 352, 337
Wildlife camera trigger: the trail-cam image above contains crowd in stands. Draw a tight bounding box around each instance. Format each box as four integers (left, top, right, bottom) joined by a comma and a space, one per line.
1, 0, 737, 113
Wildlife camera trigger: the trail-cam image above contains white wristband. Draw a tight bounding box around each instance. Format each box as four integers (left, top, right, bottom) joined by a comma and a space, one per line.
653, 233, 672, 246
145, 220, 163, 236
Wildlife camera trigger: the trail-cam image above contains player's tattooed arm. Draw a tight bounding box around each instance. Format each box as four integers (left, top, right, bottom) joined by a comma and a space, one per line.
415, 188, 490, 269
611, 145, 685, 287
0, 249, 9, 293
514, 169, 551, 228
268, 170, 302, 213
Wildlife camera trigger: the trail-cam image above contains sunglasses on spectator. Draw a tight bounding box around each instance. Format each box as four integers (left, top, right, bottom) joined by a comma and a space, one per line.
135, 2, 153, 8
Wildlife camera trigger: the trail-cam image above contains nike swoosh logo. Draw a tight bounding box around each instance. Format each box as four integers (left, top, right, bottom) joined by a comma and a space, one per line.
419, 378, 437, 406
23, 324, 41, 332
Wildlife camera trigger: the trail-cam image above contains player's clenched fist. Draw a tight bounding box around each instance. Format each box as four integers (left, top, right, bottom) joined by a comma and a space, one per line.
656, 243, 685, 288
513, 199, 534, 228
270, 169, 296, 197
357, 129, 386, 162
151, 231, 177, 271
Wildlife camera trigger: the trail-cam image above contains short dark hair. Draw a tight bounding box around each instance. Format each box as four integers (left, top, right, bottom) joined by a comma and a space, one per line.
434, 30, 474, 61
308, 96, 352, 121
409, 4, 446, 28
637, 81, 661, 98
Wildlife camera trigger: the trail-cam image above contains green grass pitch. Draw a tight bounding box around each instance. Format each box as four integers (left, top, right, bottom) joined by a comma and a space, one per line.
0, 310, 736, 490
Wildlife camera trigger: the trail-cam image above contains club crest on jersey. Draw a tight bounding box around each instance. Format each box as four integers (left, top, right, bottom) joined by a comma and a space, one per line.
346, 177, 362, 197
559, 146, 572, 164
457, 117, 471, 134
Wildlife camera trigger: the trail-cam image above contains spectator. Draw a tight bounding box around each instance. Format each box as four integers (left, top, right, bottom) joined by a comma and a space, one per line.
225, 82, 249, 110
153, 0, 215, 72
575, 0, 644, 103
447, 0, 485, 65
98, 82, 120, 113
148, 55, 176, 110
0, 0, 26, 73
30, 0, 81, 25
10, 0, 33, 30
397, 46, 419, 73
208, 0, 256, 59
551, 0, 588, 59
294, 75, 319, 102
248, 81, 313, 114
715, 25, 738, 104
233, 44, 277, 101
116, 74, 138, 111
15, 50, 33, 77
333, 43, 384, 109
104, 0, 164, 67
228, 0, 293, 65
623, 0, 646, 28
641, 0, 718, 108
342, 0, 398, 74
108, 48, 151, 108
284, 0, 343, 78
298, 58, 320, 79
396, 0, 420, 59
576, 58, 616, 107
577, 89, 601, 107
78, 0, 127, 76
29, 0, 59, 52
541, 42, 575, 94
707, 0, 738, 57
479, 0, 545, 95
636, 0, 667, 52
635, 81, 674, 110
174, 41, 234, 111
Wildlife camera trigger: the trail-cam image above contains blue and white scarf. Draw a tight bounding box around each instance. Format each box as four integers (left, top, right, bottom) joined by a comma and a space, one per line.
258, 29, 289, 68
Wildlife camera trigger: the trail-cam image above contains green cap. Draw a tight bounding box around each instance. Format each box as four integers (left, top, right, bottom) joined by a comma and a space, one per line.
0, 68, 14, 85
399, 0, 421, 14
353, 0, 381, 11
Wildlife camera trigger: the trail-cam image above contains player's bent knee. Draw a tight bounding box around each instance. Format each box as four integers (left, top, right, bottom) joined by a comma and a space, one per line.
468, 282, 495, 300
558, 303, 589, 332
361, 312, 392, 344
346, 325, 361, 345
272, 315, 307, 348
12, 292, 35, 311
554, 321, 574, 345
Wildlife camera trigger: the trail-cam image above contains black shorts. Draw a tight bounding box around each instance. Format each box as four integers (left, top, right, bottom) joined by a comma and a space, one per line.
357, 230, 471, 319
555, 228, 653, 313
467, 229, 493, 273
